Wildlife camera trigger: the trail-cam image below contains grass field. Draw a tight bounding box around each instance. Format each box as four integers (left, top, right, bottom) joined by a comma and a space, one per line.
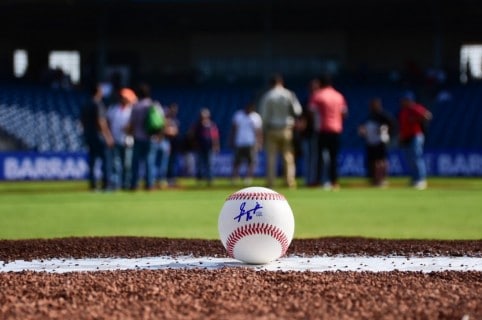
0, 177, 481, 240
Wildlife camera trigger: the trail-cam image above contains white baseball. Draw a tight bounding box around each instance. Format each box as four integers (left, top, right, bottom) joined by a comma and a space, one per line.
218, 186, 295, 264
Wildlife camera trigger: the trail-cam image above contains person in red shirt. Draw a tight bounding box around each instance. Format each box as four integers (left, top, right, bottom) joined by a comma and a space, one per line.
398, 92, 432, 189
309, 75, 348, 190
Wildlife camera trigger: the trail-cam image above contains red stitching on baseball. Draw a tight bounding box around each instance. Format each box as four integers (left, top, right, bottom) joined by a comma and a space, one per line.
226, 192, 286, 201
225, 223, 290, 258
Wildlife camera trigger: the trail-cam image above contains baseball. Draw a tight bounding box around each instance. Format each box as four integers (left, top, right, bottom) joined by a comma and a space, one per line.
218, 186, 295, 264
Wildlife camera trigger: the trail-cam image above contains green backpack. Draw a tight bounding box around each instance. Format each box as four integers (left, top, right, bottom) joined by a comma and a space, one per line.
144, 104, 165, 135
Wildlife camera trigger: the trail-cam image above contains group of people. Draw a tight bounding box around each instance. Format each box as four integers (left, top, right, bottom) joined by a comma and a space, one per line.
357, 90, 432, 189
249, 73, 432, 190
80, 83, 181, 191
80, 75, 432, 191
229, 73, 347, 190
80, 81, 227, 191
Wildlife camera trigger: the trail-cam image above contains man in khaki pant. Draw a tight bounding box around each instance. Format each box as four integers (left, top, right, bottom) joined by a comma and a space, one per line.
259, 74, 302, 188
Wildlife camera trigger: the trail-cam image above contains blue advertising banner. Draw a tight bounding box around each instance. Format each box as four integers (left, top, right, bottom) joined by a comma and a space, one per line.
224, 149, 482, 177
0, 152, 88, 180
0, 149, 481, 181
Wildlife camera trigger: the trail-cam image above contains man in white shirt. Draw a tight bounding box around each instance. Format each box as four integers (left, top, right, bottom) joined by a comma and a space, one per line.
107, 88, 136, 190
259, 74, 302, 188
230, 102, 262, 186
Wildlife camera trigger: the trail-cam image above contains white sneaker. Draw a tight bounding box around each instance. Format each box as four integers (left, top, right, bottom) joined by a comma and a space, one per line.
323, 183, 332, 191
413, 180, 427, 190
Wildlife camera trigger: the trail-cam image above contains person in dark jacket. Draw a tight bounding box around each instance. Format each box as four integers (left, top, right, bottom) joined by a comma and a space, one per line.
80, 83, 114, 191
188, 108, 220, 186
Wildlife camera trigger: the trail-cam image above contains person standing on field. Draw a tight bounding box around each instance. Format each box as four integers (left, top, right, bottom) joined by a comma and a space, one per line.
229, 102, 263, 186
259, 74, 302, 189
106, 87, 137, 190
358, 98, 395, 187
309, 74, 348, 190
188, 108, 220, 186
126, 83, 164, 191
80, 83, 115, 191
398, 92, 432, 190
164, 103, 181, 187
297, 78, 319, 186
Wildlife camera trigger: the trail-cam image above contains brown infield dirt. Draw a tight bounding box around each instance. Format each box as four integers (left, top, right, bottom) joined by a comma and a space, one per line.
0, 237, 481, 320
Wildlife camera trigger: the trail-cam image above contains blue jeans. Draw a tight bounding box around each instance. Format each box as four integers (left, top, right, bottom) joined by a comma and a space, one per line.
110, 144, 132, 189
130, 139, 157, 190
404, 134, 427, 184
155, 139, 171, 183
166, 149, 179, 183
196, 150, 214, 182
302, 134, 318, 186
84, 133, 112, 190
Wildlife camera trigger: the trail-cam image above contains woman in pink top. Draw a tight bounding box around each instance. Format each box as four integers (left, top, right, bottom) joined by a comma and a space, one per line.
309, 75, 348, 189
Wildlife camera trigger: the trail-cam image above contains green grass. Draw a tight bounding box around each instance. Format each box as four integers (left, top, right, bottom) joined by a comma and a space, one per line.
0, 178, 481, 240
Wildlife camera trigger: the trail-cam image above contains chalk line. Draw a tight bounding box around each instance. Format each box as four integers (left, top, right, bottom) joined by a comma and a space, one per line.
1, 255, 481, 273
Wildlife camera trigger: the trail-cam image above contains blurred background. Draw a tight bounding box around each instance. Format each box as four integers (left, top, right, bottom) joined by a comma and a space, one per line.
0, 0, 481, 179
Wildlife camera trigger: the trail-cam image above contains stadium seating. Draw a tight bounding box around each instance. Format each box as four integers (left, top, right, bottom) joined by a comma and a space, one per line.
0, 82, 481, 153
0, 85, 84, 152
426, 83, 482, 149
